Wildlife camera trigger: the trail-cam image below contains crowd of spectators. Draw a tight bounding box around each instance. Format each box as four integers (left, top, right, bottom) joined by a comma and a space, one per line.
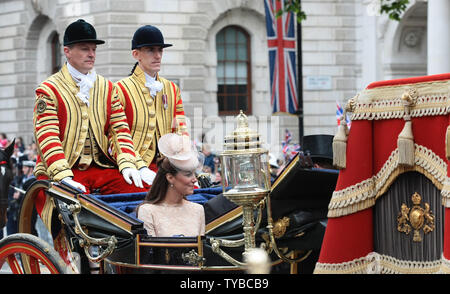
0, 134, 40, 240
198, 142, 222, 187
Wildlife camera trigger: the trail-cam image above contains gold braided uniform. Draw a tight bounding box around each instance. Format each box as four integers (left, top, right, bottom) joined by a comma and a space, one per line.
33, 63, 137, 181
115, 65, 187, 169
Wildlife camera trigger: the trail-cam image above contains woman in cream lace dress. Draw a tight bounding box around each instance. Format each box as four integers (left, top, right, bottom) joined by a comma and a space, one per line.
137, 133, 205, 237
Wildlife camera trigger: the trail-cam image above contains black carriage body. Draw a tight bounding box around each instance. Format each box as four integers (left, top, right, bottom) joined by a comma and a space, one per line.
17, 152, 338, 274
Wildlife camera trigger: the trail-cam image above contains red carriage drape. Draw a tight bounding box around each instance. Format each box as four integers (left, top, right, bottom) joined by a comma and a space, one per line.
314, 73, 450, 274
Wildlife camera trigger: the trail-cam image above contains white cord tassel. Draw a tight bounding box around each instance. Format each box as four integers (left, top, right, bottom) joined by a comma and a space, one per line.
397, 90, 416, 167
332, 96, 356, 169
333, 113, 349, 169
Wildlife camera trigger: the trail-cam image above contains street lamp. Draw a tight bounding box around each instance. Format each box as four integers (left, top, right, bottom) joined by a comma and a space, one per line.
209, 110, 311, 269
220, 110, 271, 251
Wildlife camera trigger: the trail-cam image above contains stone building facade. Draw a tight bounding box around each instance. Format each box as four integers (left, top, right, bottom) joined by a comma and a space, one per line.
0, 0, 446, 157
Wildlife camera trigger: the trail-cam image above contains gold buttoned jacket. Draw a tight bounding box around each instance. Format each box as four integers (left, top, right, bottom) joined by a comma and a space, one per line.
33, 64, 138, 181
115, 65, 186, 169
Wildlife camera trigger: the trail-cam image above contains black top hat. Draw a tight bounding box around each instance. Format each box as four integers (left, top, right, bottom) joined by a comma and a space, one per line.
302, 134, 334, 163
132, 25, 172, 50
63, 19, 105, 46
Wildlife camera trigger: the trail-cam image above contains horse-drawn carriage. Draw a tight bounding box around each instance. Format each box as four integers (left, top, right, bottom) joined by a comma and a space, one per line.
6, 71, 449, 275
0, 114, 339, 274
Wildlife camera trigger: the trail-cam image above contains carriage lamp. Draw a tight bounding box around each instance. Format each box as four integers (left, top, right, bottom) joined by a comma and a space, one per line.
220, 110, 271, 252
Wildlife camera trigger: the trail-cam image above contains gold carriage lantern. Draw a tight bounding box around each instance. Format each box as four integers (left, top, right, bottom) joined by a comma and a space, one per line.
220, 110, 271, 251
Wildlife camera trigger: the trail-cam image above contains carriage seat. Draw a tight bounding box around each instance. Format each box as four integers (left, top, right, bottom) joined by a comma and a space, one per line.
91, 187, 223, 221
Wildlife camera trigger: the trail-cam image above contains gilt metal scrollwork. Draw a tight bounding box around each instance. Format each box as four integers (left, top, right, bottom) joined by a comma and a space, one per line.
182, 249, 206, 266
272, 217, 290, 239
68, 203, 117, 262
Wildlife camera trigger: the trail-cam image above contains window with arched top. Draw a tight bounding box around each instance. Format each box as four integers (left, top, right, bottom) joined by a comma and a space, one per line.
216, 26, 251, 115
50, 32, 61, 74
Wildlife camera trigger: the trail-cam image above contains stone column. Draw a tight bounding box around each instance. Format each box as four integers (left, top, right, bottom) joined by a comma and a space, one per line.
427, 0, 450, 74
360, 0, 380, 88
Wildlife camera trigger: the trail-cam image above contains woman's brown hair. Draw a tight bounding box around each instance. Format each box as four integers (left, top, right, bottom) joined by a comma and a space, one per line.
136, 157, 178, 215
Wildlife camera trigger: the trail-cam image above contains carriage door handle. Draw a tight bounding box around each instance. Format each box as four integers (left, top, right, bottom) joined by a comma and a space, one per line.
68, 203, 117, 263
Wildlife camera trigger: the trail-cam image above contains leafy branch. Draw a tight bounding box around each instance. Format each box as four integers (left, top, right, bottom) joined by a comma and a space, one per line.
275, 0, 307, 23
275, 0, 410, 23
380, 0, 410, 21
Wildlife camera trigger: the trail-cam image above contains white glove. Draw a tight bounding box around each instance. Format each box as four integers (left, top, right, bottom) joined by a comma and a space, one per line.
61, 177, 87, 193
122, 167, 143, 188
139, 167, 156, 185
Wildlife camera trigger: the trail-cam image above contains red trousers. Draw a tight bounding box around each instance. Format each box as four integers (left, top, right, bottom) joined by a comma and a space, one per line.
35, 165, 152, 215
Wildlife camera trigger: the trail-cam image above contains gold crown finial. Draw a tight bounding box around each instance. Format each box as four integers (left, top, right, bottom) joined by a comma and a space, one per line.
412, 192, 421, 205
223, 109, 261, 151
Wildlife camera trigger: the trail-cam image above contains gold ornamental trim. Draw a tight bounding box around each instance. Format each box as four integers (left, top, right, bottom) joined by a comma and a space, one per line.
348, 79, 450, 121
441, 256, 450, 274
314, 255, 369, 274
314, 252, 445, 274
136, 235, 203, 267
397, 192, 435, 242
327, 144, 447, 218
205, 206, 243, 234
76, 197, 133, 234
440, 179, 450, 207
271, 152, 300, 190
107, 258, 205, 271
137, 241, 200, 248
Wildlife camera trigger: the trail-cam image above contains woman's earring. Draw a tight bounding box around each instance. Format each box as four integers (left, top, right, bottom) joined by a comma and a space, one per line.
170, 184, 174, 188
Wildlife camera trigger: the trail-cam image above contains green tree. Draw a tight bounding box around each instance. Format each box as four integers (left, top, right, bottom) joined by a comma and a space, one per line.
276, 0, 410, 22
275, 0, 307, 23
380, 0, 410, 21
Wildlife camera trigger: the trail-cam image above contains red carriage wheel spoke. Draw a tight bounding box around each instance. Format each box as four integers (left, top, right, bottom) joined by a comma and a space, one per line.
28, 256, 41, 274
7, 255, 23, 274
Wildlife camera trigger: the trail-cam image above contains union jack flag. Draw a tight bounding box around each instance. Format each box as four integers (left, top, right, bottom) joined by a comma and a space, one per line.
282, 129, 292, 146
264, 0, 298, 114
281, 129, 301, 160
336, 101, 352, 129
282, 143, 301, 161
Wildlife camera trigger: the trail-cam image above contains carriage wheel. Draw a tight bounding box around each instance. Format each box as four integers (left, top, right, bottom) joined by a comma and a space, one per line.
0, 233, 71, 274
18, 181, 86, 273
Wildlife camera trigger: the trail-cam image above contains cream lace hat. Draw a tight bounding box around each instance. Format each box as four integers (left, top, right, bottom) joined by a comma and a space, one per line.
158, 133, 203, 172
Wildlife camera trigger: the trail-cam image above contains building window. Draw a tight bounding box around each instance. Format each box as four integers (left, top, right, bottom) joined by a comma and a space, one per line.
50, 32, 61, 74
216, 26, 251, 115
